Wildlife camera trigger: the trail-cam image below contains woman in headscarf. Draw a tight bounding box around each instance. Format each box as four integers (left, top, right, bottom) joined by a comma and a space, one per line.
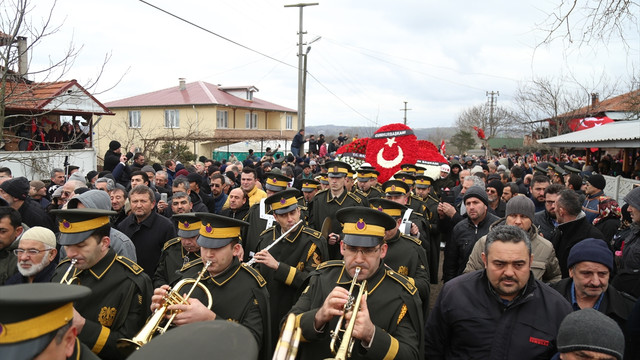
593, 195, 622, 246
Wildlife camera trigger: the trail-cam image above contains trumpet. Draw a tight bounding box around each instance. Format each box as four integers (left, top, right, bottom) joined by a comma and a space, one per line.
273, 313, 301, 360
246, 220, 303, 266
60, 259, 78, 284
326, 267, 367, 360
117, 260, 213, 356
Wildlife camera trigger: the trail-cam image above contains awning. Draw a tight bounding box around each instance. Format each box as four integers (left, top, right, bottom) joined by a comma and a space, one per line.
537, 120, 640, 148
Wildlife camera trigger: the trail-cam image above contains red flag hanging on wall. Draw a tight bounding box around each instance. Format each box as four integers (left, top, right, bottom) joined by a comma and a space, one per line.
568, 116, 614, 131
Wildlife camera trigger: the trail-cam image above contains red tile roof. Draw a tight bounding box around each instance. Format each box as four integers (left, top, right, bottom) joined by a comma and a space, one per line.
104, 81, 296, 112
4, 79, 113, 115
559, 89, 640, 118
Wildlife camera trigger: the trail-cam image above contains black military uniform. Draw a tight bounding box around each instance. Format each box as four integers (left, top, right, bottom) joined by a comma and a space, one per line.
153, 214, 201, 288
415, 175, 441, 284
255, 190, 328, 346
369, 198, 430, 305
309, 161, 368, 259
288, 207, 424, 360
0, 283, 100, 360
50, 209, 152, 360
298, 179, 320, 222
354, 168, 383, 200
242, 172, 291, 262
183, 213, 271, 360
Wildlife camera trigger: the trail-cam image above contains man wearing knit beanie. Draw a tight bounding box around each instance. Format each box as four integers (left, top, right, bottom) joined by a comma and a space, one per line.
551, 238, 635, 357
583, 174, 607, 224
464, 195, 562, 282
444, 186, 500, 282
553, 308, 624, 360
486, 180, 506, 217
6, 226, 58, 284
0, 177, 55, 232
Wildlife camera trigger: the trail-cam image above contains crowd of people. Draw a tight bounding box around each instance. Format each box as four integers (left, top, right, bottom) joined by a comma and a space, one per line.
0, 137, 639, 360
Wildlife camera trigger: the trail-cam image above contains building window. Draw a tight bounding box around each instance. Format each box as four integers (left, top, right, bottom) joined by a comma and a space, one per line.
245, 113, 257, 129
164, 110, 179, 128
217, 110, 228, 128
128, 111, 141, 128
286, 115, 293, 130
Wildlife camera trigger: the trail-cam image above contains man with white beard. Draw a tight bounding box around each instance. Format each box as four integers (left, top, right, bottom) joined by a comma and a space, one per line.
5, 226, 58, 284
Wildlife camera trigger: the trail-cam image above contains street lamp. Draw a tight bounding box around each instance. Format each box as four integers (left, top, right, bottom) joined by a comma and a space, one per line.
301, 36, 321, 129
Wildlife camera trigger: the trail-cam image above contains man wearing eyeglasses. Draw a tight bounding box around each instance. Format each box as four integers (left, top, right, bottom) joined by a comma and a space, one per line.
288, 207, 424, 360
6, 226, 58, 284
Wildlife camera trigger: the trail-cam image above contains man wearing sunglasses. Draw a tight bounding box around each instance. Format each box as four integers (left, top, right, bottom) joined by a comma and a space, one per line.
288, 207, 424, 360
6, 226, 58, 284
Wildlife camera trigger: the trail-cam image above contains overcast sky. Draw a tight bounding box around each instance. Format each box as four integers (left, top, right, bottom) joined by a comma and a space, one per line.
26, 0, 640, 129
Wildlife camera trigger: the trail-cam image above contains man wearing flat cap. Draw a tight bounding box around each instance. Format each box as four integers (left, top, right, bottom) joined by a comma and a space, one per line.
50, 208, 152, 360
242, 172, 293, 262
6, 226, 58, 284
288, 207, 424, 360
253, 189, 328, 347
151, 213, 271, 359
309, 161, 368, 260
551, 238, 635, 357
0, 176, 55, 232
583, 174, 607, 224
0, 283, 99, 360
152, 213, 202, 288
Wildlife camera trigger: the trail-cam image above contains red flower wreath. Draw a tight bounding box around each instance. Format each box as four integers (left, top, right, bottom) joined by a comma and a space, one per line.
365, 123, 418, 183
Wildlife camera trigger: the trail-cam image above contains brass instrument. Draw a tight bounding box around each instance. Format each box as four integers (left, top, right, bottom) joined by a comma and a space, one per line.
59, 259, 78, 284
246, 219, 304, 266
273, 313, 301, 360
326, 267, 367, 360
117, 260, 213, 356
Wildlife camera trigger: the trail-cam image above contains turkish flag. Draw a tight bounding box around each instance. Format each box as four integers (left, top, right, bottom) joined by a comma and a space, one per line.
440, 140, 446, 155
568, 116, 614, 131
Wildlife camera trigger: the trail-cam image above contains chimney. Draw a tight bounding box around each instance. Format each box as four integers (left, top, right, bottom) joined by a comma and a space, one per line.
179, 78, 186, 91
17, 36, 28, 77
591, 92, 599, 108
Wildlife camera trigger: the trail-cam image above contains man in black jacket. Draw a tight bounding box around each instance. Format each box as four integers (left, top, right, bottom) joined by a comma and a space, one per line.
552, 189, 605, 278
534, 184, 564, 241
103, 140, 133, 172
551, 238, 636, 358
442, 186, 499, 282
427, 225, 572, 359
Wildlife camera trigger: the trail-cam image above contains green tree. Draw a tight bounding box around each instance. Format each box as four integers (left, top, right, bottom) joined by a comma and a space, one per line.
156, 142, 196, 164
449, 130, 476, 154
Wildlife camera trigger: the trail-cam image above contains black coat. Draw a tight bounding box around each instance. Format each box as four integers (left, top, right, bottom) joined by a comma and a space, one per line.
534, 210, 557, 243
552, 214, 605, 278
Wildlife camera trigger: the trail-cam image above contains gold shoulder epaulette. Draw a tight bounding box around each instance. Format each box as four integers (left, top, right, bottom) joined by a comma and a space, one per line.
116, 256, 144, 275
260, 226, 275, 237
302, 227, 322, 239
241, 264, 267, 287
181, 258, 203, 272
316, 260, 344, 270
347, 193, 362, 203
401, 234, 422, 246
386, 269, 417, 295
162, 237, 181, 251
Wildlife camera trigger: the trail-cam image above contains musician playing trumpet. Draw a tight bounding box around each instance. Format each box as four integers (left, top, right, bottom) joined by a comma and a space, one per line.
50, 208, 153, 360
253, 189, 328, 347
150, 213, 271, 360
287, 207, 424, 360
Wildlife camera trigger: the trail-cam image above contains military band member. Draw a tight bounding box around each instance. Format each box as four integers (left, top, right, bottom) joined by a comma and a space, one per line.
152, 213, 201, 288
299, 179, 320, 222
242, 172, 292, 262
0, 283, 99, 360
355, 168, 383, 200
369, 198, 430, 305
345, 169, 356, 193
393, 172, 429, 217
253, 189, 328, 346
382, 180, 431, 253
288, 207, 424, 359
309, 161, 368, 260
414, 174, 440, 284
316, 173, 329, 191
400, 163, 418, 176
151, 213, 271, 359
50, 209, 152, 360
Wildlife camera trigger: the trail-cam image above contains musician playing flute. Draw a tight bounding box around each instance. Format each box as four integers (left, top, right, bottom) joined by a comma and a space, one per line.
50, 208, 152, 360
287, 207, 424, 360
253, 189, 328, 347
150, 213, 271, 360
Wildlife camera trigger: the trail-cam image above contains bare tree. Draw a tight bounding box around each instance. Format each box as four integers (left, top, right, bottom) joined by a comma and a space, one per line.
538, 0, 639, 48
455, 103, 522, 141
